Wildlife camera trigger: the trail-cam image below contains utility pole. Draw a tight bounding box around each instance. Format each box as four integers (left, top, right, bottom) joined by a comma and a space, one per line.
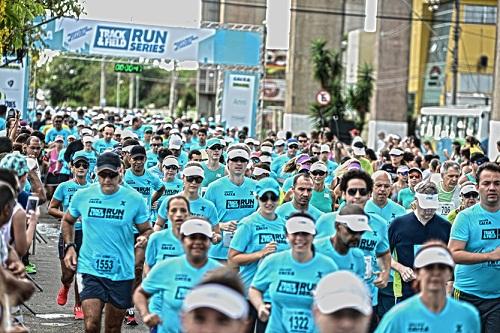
100, 60, 106, 107
128, 74, 134, 109
168, 61, 177, 118
451, 0, 460, 105
135, 75, 140, 108
116, 72, 121, 110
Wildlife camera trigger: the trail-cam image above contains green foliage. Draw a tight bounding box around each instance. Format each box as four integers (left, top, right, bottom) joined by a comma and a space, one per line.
346, 64, 374, 130
0, 0, 84, 64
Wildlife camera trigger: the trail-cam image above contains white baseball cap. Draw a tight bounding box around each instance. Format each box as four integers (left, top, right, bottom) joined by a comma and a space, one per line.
320, 144, 330, 153
336, 214, 372, 232
389, 148, 404, 156
260, 146, 273, 154
169, 137, 183, 150
162, 157, 179, 168
183, 165, 204, 178
352, 146, 366, 156
286, 215, 316, 235
415, 192, 439, 209
274, 139, 285, 147
414, 246, 454, 269
259, 155, 272, 164
460, 184, 478, 196
180, 218, 213, 238
82, 135, 94, 144
253, 167, 270, 177
314, 271, 372, 316
310, 161, 327, 173
183, 284, 249, 319
227, 148, 250, 161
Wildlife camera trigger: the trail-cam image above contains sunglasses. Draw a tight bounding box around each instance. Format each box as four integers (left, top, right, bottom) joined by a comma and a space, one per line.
259, 192, 279, 202
463, 192, 479, 199
132, 156, 145, 161
311, 170, 326, 176
298, 140, 308, 143
288, 145, 299, 149
98, 171, 119, 179
151, 143, 161, 147
74, 162, 89, 169
164, 165, 179, 170
312, 152, 321, 156
346, 188, 369, 196
398, 171, 409, 176
230, 157, 248, 163
209, 145, 223, 150
409, 175, 421, 179
186, 176, 203, 184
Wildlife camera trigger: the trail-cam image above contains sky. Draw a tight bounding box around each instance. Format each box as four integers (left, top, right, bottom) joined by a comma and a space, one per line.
82, 0, 291, 49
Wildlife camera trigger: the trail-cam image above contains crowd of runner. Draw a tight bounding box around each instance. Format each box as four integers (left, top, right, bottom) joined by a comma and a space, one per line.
0, 104, 499, 333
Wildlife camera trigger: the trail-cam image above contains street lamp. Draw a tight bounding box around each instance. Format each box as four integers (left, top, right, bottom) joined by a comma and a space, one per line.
425, 0, 440, 12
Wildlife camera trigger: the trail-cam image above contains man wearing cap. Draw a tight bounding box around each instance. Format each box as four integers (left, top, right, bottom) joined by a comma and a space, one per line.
142, 126, 153, 151
381, 148, 405, 181
145, 135, 163, 169
46, 115, 71, 144
314, 271, 373, 333
434, 161, 461, 217
352, 140, 374, 175
169, 135, 189, 168
127, 117, 144, 140
376, 241, 480, 333
447, 182, 479, 223
272, 139, 285, 158
382, 182, 451, 318
201, 138, 226, 188
319, 144, 338, 184
271, 138, 299, 184
49, 151, 91, 319
277, 173, 324, 222
62, 152, 153, 332
397, 167, 422, 210
314, 205, 368, 278
189, 128, 208, 151
78, 136, 98, 182
92, 124, 118, 155
449, 162, 500, 333
365, 171, 406, 225
205, 144, 257, 261
310, 161, 335, 213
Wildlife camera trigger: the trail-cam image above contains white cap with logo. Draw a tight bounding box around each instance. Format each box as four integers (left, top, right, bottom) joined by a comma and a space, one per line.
336, 214, 372, 232
180, 219, 213, 238
414, 246, 455, 269
286, 215, 316, 235
415, 192, 439, 209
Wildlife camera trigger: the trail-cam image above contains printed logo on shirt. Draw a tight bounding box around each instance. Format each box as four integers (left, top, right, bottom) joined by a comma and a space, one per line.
165, 188, 181, 196
455, 324, 463, 333
406, 322, 430, 332
358, 238, 377, 251
161, 243, 176, 251
481, 229, 499, 240
174, 286, 190, 300
258, 233, 287, 244
276, 280, 316, 296
225, 199, 255, 209
174, 274, 191, 282
133, 187, 151, 196
278, 268, 295, 276
89, 198, 102, 204
224, 191, 235, 197
87, 207, 125, 220
479, 219, 492, 225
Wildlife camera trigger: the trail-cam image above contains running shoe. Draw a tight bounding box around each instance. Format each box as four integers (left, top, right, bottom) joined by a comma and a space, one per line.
56, 285, 70, 305
74, 305, 84, 320
25, 262, 37, 274
125, 308, 138, 326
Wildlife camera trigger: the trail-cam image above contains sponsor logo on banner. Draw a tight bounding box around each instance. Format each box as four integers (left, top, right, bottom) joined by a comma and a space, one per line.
174, 35, 198, 51
94, 26, 168, 54
67, 26, 93, 42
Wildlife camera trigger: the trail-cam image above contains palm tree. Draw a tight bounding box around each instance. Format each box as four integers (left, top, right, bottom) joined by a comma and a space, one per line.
346, 64, 374, 131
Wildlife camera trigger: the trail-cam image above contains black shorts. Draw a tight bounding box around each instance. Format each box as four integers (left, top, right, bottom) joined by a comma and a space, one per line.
79, 273, 134, 309
58, 230, 83, 259
454, 288, 500, 333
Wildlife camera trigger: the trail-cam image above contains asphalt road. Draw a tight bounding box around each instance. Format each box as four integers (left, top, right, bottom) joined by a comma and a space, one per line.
21, 211, 148, 333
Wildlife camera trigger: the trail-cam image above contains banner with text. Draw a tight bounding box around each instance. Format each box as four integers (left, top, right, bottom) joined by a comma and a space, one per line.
221, 72, 259, 136
0, 57, 29, 115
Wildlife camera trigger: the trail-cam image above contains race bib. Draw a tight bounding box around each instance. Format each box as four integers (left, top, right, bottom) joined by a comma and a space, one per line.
222, 231, 234, 248
364, 256, 373, 279
93, 254, 119, 274
283, 308, 313, 333
437, 202, 453, 216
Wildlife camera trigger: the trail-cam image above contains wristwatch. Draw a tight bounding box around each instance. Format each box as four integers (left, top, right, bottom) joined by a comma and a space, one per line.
64, 243, 76, 252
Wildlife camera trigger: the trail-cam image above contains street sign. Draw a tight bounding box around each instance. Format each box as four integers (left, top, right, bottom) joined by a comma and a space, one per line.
114, 63, 144, 73
316, 90, 331, 106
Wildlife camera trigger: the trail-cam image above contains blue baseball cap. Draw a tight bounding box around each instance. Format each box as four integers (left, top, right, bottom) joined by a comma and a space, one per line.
72, 150, 89, 163
207, 138, 223, 148
256, 178, 280, 197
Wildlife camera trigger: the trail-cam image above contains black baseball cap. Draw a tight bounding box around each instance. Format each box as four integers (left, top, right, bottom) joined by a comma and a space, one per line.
130, 145, 146, 158
96, 152, 121, 173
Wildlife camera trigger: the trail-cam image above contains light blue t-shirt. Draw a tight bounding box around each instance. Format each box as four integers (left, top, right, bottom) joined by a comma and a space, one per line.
57, 149, 71, 176
78, 150, 98, 182
176, 151, 189, 168
251, 250, 338, 333
92, 138, 118, 154
0, 118, 5, 131
276, 201, 323, 222
158, 196, 218, 229
325, 160, 339, 184
145, 228, 183, 267
229, 212, 289, 292
147, 165, 163, 180
45, 127, 71, 144
53, 179, 90, 230
201, 162, 226, 187
397, 187, 415, 210
314, 237, 365, 278
124, 169, 163, 213
145, 150, 158, 169
271, 154, 294, 181
310, 187, 333, 213
68, 185, 149, 280
451, 204, 500, 298
142, 255, 222, 333
204, 176, 257, 259
375, 295, 480, 333
365, 199, 406, 226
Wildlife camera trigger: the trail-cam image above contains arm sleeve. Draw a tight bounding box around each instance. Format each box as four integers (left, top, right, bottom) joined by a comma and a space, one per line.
251, 255, 273, 292
53, 183, 65, 202
145, 234, 158, 267
376, 221, 390, 255
67, 191, 82, 218
134, 194, 150, 224
157, 197, 168, 220
230, 222, 251, 252
450, 211, 470, 242
141, 262, 166, 294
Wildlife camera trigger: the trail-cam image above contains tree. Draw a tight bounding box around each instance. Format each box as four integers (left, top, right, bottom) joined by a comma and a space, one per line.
309, 39, 346, 129
346, 64, 374, 131
0, 0, 84, 66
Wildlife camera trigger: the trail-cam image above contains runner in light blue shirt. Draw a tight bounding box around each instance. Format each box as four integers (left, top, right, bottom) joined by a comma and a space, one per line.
249, 213, 338, 333
201, 138, 226, 188
92, 124, 119, 154
205, 145, 257, 260
133, 219, 222, 333
276, 174, 323, 222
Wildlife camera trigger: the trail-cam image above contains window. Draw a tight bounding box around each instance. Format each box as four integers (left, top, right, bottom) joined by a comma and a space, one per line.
464, 5, 497, 24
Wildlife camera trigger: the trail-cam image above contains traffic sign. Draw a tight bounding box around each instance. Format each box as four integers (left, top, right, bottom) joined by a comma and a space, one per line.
316, 90, 331, 106
114, 63, 144, 73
